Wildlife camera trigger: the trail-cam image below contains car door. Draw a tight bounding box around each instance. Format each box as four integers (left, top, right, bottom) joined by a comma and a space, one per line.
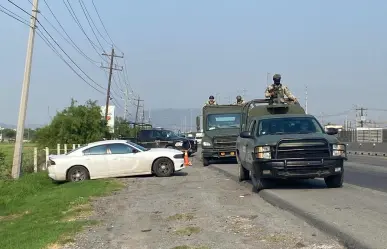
244, 120, 257, 170
82, 145, 109, 178
106, 143, 139, 176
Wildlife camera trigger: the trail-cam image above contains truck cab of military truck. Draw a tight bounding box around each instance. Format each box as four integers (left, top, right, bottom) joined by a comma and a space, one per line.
236, 98, 347, 192
198, 104, 243, 166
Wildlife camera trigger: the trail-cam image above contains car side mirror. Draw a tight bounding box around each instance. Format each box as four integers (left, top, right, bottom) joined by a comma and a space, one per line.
132, 149, 138, 153
326, 128, 338, 135
240, 131, 253, 139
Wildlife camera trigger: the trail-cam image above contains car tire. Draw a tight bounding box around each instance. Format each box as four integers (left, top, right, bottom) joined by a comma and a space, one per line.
250, 170, 272, 192
67, 165, 90, 182
237, 156, 250, 182
153, 157, 174, 177
324, 172, 344, 188
202, 157, 210, 167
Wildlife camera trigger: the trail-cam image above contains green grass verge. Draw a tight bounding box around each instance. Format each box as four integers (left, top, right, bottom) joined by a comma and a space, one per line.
0, 172, 124, 249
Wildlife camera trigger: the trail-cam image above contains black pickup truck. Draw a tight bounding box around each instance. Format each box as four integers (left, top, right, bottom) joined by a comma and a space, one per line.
127, 128, 197, 155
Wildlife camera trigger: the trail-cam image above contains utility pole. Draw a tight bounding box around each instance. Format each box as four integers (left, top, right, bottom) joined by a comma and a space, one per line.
141, 103, 145, 124
305, 85, 308, 114
134, 97, 143, 124
12, 0, 39, 179
123, 87, 129, 120
356, 107, 367, 127
101, 48, 123, 121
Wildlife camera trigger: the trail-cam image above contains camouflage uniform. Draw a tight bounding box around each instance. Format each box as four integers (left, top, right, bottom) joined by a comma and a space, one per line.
205, 100, 217, 106
233, 95, 245, 105
265, 73, 296, 101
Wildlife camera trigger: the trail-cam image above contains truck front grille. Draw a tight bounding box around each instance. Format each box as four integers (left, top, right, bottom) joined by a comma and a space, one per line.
213, 136, 237, 148
275, 139, 330, 159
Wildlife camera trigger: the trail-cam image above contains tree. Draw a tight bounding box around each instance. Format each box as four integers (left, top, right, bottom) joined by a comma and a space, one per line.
3, 129, 16, 139
35, 99, 109, 147
113, 117, 143, 138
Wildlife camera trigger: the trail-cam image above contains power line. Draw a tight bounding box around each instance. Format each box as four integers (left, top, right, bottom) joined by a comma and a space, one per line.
40, 0, 101, 65
0, 3, 30, 26
78, 0, 105, 51
63, 0, 107, 62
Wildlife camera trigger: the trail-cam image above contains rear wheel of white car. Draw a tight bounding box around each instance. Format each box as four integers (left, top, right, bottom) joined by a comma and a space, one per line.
153, 158, 174, 177
67, 165, 90, 182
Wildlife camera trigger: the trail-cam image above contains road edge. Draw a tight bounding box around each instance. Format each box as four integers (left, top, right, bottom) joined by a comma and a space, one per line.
207, 165, 372, 249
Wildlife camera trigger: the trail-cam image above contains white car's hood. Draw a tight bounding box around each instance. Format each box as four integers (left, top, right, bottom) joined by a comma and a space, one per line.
147, 148, 182, 154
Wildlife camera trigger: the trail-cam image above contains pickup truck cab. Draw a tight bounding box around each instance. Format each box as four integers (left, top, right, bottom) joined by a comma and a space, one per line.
236, 98, 347, 191
127, 128, 197, 155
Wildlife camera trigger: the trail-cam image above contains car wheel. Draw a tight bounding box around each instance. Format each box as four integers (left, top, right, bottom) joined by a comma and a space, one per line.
237, 156, 250, 182
67, 165, 90, 182
202, 157, 210, 167
324, 172, 344, 188
250, 170, 272, 192
153, 157, 174, 177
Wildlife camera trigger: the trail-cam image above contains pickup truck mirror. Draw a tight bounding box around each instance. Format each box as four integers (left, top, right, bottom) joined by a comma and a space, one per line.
240, 131, 253, 139
326, 128, 338, 135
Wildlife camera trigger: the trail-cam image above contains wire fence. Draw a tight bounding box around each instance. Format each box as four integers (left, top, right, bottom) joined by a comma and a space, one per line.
0, 143, 85, 180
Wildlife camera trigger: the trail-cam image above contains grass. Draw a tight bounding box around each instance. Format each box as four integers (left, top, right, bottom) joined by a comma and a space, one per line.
174, 226, 201, 236
0, 172, 124, 249
0, 143, 44, 178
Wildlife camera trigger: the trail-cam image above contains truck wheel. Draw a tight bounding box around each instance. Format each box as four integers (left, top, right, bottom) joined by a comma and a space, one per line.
202, 157, 210, 167
250, 170, 272, 192
237, 156, 249, 182
324, 172, 344, 188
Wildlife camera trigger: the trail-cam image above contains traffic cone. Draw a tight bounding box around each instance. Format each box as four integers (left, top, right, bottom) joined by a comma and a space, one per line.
184, 150, 192, 166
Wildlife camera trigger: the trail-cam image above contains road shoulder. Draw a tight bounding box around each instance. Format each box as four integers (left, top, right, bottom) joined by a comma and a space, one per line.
61, 163, 343, 249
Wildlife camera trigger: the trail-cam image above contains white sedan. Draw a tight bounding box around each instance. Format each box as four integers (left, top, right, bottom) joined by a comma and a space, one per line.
47, 140, 186, 182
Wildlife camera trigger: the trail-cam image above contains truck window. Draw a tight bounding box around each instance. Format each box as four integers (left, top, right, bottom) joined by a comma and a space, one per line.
138, 130, 153, 141
207, 113, 241, 130
248, 120, 256, 133
257, 117, 324, 136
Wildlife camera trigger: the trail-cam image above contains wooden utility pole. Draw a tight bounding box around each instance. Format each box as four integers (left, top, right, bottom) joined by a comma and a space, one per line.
12, 0, 39, 179
101, 48, 123, 121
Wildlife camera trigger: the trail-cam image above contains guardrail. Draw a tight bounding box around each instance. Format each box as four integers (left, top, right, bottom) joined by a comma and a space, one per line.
345, 142, 387, 157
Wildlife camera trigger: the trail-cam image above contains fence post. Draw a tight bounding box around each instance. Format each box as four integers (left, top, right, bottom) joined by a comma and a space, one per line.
64, 144, 68, 154
45, 147, 49, 170
57, 144, 60, 155
72, 144, 76, 150
77, 144, 80, 148
33, 147, 38, 173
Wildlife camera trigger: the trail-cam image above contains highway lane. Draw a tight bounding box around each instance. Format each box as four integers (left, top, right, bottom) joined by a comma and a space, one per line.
206, 159, 387, 249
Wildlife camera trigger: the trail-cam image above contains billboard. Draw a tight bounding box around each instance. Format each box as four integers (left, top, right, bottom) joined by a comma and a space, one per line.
100, 105, 115, 133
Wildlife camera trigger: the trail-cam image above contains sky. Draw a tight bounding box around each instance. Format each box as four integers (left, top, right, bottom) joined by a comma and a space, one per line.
1, 0, 387, 126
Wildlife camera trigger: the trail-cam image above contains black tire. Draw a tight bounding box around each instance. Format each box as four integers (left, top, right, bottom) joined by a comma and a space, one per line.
67, 165, 90, 182
153, 157, 174, 177
237, 156, 249, 182
250, 170, 272, 192
202, 157, 210, 167
324, 172, 344, 188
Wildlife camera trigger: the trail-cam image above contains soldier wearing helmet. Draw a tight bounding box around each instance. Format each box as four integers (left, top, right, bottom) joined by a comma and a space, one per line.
234, 95, 245, 105
205, 95, 218, 105
265, 74, 297, 102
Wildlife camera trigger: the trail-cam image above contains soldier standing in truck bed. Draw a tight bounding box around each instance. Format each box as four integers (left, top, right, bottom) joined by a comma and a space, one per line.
205, 95, 218, 105
265, 74, 298, 102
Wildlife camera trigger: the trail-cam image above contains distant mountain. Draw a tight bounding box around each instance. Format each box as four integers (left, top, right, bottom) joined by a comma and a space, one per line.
0, 123, 43, 129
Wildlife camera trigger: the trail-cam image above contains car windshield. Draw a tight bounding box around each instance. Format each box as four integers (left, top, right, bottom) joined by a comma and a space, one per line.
126, 141, 149, 151
153, 129, 180, 138
257, 117, 324, 136
206, 113, 241, 130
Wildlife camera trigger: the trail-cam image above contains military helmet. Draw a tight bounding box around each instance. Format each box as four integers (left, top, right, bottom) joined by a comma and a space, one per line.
209, 95, 214, 99
273, 74, 281, 80
236, 95, 242, 100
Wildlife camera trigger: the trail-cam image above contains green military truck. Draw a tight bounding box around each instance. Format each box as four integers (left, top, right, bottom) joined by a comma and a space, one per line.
197, 104, 243, 166
236, 98, 347, 191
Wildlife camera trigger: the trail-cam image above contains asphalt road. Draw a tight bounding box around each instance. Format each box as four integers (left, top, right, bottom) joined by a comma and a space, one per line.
206, 154, 387, 249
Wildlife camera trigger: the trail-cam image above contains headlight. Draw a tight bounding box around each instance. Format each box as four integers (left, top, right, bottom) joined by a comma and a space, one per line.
175, 142, 183, 147
255, 146, 271, 159
332, 144, 346, 157
202, 141, 211, 146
